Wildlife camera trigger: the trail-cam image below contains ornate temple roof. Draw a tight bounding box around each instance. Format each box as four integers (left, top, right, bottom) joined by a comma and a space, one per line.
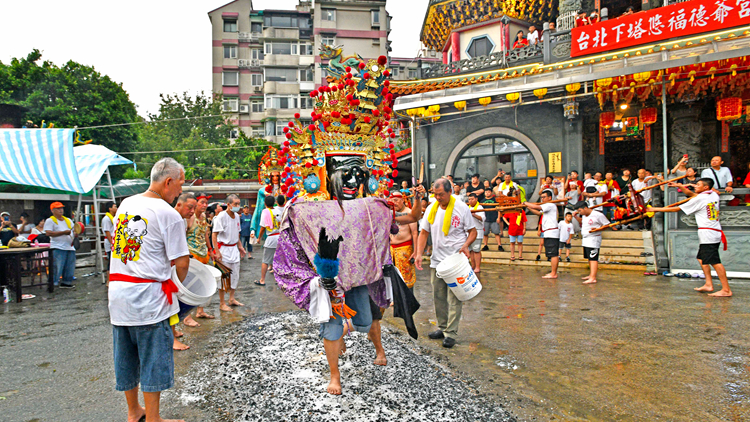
420, 0, 557, 51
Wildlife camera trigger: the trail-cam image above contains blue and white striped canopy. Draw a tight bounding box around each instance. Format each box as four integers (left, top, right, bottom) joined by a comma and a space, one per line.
0, 129, 133, 194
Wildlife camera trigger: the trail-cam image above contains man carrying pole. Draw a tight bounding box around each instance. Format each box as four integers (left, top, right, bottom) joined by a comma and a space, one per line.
524, 190, 560, 279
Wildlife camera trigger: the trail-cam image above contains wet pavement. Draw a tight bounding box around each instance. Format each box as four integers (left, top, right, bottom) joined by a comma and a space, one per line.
2, 256, 750, 421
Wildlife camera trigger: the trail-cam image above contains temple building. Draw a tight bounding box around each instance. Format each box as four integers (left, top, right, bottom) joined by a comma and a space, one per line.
392, 0, 750, 275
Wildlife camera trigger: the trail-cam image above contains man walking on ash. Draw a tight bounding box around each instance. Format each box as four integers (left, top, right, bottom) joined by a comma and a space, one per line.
213, 194, 247, 311
415, 178, 477, 348
108, 157, 189, 422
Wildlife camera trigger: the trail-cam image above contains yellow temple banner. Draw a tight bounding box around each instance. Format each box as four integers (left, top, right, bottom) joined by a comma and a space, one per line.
548, 152, 562, 174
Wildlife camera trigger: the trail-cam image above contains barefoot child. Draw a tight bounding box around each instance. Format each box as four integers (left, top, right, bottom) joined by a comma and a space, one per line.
524, 190, 560, 279
649, 179, 732, 297
503, 209, 527, 260
573, 202, 610, 284
558, 213, 574, 262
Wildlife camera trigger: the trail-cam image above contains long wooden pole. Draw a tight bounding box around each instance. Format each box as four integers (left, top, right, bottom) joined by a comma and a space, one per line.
475, 198, 568, 213
590, 197, 691, 232
590, 176, 684, 210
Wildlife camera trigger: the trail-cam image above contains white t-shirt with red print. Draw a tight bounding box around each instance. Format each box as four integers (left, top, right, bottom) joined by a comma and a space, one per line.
419, 200, 475, 268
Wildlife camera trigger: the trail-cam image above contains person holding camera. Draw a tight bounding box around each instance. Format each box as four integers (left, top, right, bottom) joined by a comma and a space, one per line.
0, 212, 20, 246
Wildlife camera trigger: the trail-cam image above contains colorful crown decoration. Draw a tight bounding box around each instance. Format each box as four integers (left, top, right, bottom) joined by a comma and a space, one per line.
258, 146, 286, 193
277, 50, 400, 200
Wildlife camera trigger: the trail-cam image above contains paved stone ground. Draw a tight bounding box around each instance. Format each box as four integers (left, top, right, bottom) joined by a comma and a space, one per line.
2, 253, 750, 421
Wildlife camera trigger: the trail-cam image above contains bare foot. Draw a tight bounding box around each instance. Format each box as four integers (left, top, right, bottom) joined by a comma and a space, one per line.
694, 284, 714, 293
473, 268, 481, 273
174, 329, 184, 338
195, 311, 215, 319
582, 275, 591, 280
708, 290, 733, 297
339, 338, 346, 356
373, 354, 387, 366
182, 316, 200, 327
327, 375, 342, 395
173, 338, 189, 351
229, 299, 244, 307
582, 279, 597, 284
127, 406, 146, 422
220, 304, 233, 312
542, 274, 558, 279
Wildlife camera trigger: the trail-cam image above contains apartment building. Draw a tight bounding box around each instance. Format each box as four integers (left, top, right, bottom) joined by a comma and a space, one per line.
389, 55, 441, 81
209, 0, 391, 144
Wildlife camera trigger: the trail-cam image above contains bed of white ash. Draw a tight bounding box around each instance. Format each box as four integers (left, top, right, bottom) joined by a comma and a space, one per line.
168, 311, 517, 422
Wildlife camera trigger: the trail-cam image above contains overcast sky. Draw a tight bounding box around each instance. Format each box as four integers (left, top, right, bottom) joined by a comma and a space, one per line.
0, 0, 426, 117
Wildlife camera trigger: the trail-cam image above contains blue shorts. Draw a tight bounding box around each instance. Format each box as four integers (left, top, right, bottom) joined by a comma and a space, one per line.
319, 285, 373, 341
112, 319, 174, 392
509, 235, 524, 243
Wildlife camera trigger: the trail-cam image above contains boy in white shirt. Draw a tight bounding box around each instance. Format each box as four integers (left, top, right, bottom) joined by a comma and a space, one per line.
573, 202, 610, 284
557, 213, 574, 262
650, 178, 731, 297
524, 190, 560, 279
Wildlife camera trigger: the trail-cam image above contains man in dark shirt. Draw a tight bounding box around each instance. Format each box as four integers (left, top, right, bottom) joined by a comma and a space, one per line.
468, 173, 485, 197
480, 188, 504, 251
616, 168, 632, 195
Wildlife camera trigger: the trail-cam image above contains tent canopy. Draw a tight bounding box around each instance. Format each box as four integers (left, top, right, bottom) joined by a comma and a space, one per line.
0, 129, 132, 194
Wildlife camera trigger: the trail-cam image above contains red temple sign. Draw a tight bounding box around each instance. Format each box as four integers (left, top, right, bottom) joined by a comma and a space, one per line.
571, 0, 750, 57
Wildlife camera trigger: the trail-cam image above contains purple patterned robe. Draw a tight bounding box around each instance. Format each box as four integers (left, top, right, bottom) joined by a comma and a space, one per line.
273, 197, 395, 310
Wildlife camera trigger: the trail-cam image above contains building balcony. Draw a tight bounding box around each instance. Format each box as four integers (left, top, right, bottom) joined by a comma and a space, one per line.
263, 54, 302, 67
238, 32, 261, 43
263, 81, 302, 95
261, 27, 300, 40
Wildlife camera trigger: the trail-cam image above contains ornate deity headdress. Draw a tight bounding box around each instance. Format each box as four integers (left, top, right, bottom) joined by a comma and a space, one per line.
276, 46, 399, 201
258, 146, 285, 194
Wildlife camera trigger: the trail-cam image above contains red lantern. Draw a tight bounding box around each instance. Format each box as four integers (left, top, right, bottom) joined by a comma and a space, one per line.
717, 97, 743, 121
640, 107, 658, 126
599, 112, 615, 129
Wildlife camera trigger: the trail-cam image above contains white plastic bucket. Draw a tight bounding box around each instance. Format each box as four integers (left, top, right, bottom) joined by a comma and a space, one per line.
171, 259, 220, 306
435, 253, 482, 301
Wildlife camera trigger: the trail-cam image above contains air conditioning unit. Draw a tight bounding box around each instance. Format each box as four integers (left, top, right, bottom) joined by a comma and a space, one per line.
239, 104, 250, 113
238, 59, 248, 68
254, 86, 262, 92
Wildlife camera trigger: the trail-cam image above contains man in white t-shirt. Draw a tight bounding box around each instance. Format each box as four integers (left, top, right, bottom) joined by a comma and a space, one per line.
415, 178, 477, 349
650, 178, 732, 297
44, 202, 78, 288
256, 194, 283, 286
582, 172, 608, 208
527, 25, 539, 45
107, 157, 190, 422
630, 169, 656, 203
213, 194, 247, 312
524, 190, 560, 279
573, 201, 610, 284
466, 193, 485, 274
700, 156, 734, 199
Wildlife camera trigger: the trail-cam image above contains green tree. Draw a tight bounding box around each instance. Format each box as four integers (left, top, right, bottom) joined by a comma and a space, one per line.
0, 49, 139, 168
135, 92, 270, 180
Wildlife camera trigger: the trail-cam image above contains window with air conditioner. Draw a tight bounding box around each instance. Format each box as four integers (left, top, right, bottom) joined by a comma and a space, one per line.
251, 74, 263, 86
223, 98, 239, 112
321, 35, 335, 46
251, 100, 264, 113
265, 95, 298, 109
223, 45, 238, 59
371, 11, 380, 26
265, 68, 298, 82
223, 19, 237, 32
222, 71, 239, 86
321, 9, 335, 21
299, 68, 313, 82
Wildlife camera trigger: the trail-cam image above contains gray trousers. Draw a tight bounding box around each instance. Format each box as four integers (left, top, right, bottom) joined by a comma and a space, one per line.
430, 268, 463, 339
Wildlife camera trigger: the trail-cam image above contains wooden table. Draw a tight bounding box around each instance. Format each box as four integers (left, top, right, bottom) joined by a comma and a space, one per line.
0, 246, 53, 303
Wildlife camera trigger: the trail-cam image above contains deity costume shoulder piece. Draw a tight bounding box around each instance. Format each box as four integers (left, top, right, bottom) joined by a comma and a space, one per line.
271, 45, 416, 330
251, 146, 284, 238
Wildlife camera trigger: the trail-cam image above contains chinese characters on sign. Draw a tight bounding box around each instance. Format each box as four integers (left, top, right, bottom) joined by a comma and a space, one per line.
721, 121, 730, 152
645, 126, 652, 151
571, 0, 750, 57
599, 127, 606, 155
549, 152, 562, 173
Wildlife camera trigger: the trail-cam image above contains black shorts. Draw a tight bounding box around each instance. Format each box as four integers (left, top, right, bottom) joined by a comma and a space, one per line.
543, 237, 559, 258
559, 242, 572, 250
583, 247, 600, 262
369, 297, 383, 321
697, 243, 721, 266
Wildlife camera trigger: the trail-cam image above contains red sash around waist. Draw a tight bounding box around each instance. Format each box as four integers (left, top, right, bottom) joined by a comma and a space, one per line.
699, 228, 728, 251
391, 240, 413, 249
110, 273, 178, 305
217, 242, 237, 248
267, 233, 279, 237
